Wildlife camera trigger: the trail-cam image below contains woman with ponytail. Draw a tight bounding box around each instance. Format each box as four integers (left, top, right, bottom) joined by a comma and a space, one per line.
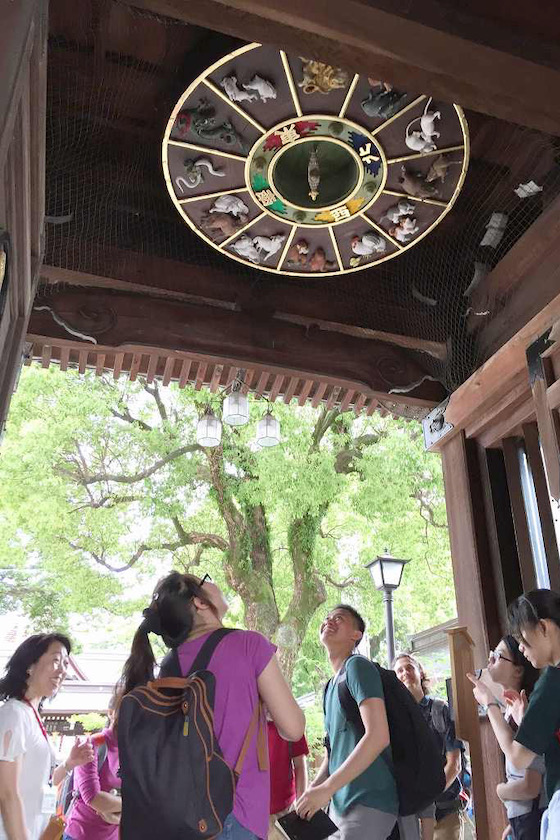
118, 571, 305, 840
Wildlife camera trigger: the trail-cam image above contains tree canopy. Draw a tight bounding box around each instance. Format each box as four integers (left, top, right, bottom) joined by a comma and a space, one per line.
0, 366, 456, 688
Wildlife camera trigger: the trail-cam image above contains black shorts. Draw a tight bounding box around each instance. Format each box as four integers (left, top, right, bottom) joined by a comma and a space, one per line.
509, 808, 545, 840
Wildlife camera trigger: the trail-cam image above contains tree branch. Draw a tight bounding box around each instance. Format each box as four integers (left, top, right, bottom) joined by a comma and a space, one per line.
144, 380, 168, 423
321, 573, 361, 590
412, 491, 448, 529
71, 494, 142, 512
56, 444, 201, 486
110, 407, 153, 432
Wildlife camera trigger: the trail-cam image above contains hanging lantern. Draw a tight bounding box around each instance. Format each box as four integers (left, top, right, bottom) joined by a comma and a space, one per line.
223, 390, 250, 426
196, 408, 222, 447
256, 411, 280, 448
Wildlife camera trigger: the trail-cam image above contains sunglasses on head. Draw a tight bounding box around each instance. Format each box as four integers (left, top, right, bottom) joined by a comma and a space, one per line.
199, 573, 212, 587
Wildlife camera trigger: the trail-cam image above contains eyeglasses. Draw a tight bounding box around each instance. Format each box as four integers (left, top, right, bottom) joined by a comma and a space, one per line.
489, 649, 514, 664
199, 573, 212, 587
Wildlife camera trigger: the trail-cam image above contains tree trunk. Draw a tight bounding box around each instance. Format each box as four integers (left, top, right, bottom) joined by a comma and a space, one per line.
276, 511, 327, 679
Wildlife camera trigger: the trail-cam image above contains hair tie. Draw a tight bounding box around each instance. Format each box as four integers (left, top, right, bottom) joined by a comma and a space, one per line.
141, 606, 163, 637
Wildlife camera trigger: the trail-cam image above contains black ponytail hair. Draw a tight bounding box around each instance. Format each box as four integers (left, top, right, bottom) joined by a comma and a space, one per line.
118, 571, 219, 696
508, 589, 560, 643
0, 633, 72, 701
502, 635, 540, 696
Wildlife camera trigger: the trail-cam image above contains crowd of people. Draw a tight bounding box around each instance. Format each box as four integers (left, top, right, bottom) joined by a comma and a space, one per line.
0, 572, 558, 840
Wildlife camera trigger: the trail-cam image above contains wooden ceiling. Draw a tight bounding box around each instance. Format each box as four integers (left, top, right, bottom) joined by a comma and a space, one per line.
29, 0, 560, 412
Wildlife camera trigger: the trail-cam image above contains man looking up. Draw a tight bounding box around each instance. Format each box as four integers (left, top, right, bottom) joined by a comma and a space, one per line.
295, 604, 399, 840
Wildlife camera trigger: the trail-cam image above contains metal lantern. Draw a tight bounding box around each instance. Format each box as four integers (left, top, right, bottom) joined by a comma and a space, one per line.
223, 391, 250, 426
365, 549, 408, 591
196, 408, 222, 447
255, 411, 280, 448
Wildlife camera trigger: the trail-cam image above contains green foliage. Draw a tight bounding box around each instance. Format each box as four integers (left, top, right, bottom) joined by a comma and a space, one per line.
0, 366, 456, 687
70, 713, 107, 733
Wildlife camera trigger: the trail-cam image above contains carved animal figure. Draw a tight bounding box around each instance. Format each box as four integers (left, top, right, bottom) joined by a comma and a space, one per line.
221, 75, 257, 103
175, 157, 225, 193
243, 75, 277, 102
361, 82, 408, 119
425, 154, 461, 183
389, 216, 419, 243
405, 98, 441, 153
399, 166, 440, 199
175, 99, 248, 151
309, 247, 336, 272
253, 234, 286, 261
308, 145, 320, 201
383, 200, 415, 224
351, 233, 386, 256
200, 211, 245, 239
286, 239, 309, 266
298, 59, 349, 95
209, 196, 250, 218
230, 235, 261, 263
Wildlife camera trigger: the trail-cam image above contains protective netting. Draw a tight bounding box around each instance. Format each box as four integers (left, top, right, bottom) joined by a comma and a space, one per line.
43, 1, 560, 392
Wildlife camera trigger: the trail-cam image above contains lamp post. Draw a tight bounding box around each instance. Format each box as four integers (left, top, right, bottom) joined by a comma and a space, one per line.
365, 550, 408, 666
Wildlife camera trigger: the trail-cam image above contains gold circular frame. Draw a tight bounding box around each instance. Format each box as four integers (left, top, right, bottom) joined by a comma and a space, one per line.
162, 42, 470, 278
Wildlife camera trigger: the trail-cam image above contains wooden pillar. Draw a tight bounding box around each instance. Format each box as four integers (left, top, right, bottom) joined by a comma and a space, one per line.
440, 432, 506, 840
0, 0, 47, 434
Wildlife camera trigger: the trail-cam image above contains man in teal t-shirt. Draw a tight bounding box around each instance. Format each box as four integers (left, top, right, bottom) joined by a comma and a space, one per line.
295, 604, 418, 840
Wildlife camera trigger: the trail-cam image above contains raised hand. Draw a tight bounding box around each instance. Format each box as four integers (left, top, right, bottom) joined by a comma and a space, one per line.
67, 737, 95, 769
502, 688, 528, 726
466, 672, 497, 707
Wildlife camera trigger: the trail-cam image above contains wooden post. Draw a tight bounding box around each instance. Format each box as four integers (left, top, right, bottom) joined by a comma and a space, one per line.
446, 628, 487, 827
527, 333, 560, 502
440, 432, 507, 840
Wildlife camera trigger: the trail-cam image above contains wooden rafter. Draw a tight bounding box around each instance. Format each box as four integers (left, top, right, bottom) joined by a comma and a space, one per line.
119, 0, 560, 134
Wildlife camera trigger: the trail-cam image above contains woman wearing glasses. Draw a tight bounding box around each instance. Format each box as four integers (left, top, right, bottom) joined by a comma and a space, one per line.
483, 637, 544, 840
117, 571, 305, 840
468, 589, 560, 840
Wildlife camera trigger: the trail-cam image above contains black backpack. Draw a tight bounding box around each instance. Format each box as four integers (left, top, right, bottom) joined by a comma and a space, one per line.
323, 655, 445, 816
118, 628, 267, 840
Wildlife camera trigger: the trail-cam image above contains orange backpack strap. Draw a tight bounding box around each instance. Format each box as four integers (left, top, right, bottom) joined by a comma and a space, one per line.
234, 701, 269, 776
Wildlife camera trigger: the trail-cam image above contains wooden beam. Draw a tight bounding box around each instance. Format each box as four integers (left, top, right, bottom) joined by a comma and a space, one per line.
443, 287, 560, 444
121, 0, 560, 133
474, 194, 560, 361
28, 288, 446, 406
39, 262, 438, 342
527, 337, 560, 501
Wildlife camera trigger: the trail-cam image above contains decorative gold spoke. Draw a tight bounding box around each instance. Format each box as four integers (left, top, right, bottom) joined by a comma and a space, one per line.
201, 79, 266, 134
370, 95, 427, 136
220, 212, 266, 248
382, 189, 448, 208
339, 74, 360, 119
168, 140, 247, 161
280, 51, 303, 117
328, 226, 344, 269
387, 145, 465, 165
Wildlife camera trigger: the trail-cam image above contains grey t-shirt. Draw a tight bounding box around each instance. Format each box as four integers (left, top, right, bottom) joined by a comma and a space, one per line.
503, 754, 546, 819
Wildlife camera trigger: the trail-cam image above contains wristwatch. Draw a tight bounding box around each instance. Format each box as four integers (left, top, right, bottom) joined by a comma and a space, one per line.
485, 702, 500, 712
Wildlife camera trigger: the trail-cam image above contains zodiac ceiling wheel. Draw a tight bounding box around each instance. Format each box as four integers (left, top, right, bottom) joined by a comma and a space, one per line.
162, 44, 469, 278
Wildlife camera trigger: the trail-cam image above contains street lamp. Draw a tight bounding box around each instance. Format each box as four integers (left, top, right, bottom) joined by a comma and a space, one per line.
365, 550, 408, 666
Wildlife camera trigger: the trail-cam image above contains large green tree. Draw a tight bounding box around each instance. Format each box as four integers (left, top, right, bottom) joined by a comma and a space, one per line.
0, 367, 455, 682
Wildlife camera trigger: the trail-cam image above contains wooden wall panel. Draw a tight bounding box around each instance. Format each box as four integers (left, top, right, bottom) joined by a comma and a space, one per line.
440, 431, 507, 840
0, 0, 47, 435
